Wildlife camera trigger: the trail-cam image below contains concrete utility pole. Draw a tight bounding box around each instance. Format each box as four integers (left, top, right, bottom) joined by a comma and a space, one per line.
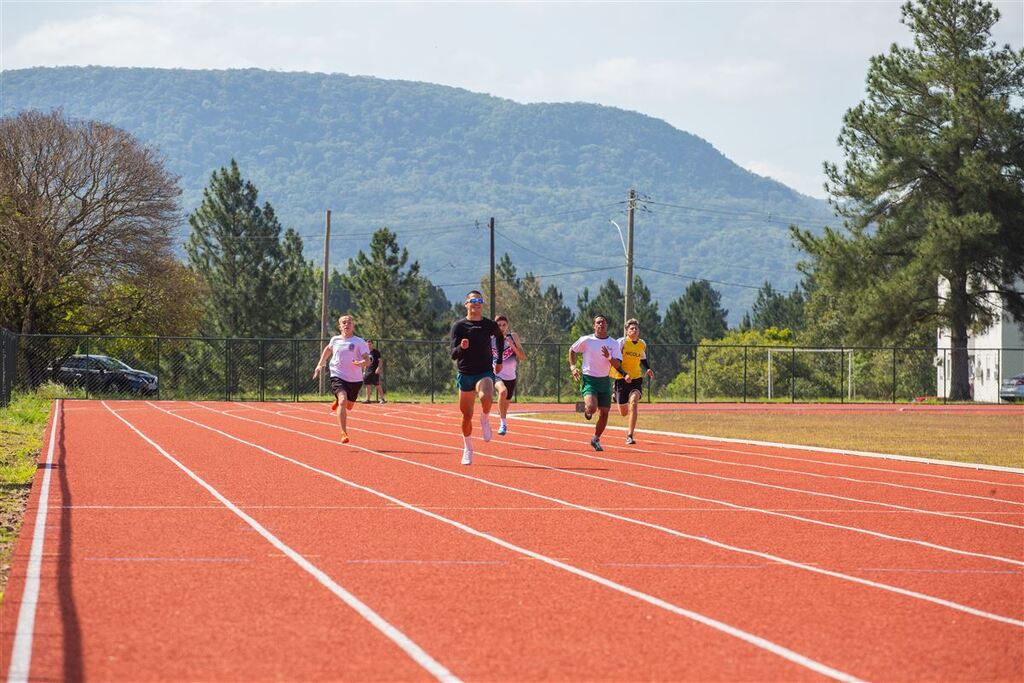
624, 189, 636, 325
489, 217, 496, 319
319, 209, 331, 394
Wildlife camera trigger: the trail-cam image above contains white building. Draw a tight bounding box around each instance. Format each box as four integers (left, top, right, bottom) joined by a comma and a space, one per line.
936, 279, 1024, 402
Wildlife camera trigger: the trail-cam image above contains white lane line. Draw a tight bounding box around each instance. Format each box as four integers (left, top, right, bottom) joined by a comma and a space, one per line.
203, 403, 1024, 628
84, 557, 253, 563
346, 559, 506, 566
392, 404, 1022, 487
7, 399, 61, 683
285, 404, 1024, 567
55, 504, 1024, 514
387, 409, 1024, 516
150, 402, 863, 682
351, 406, 1024, 531
509, 414, 1024, 478
496, 418, 1024, 506
102, 402, 460, 683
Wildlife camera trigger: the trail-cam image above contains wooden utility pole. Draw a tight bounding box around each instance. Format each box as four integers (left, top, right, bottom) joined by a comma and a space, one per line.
624, 189, 636, 324
489, 217, 496, 319
319, 209, 331, 394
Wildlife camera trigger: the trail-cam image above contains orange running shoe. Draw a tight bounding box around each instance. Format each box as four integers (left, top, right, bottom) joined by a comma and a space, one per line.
340, 432, 350, 444
329, 398, 338, 412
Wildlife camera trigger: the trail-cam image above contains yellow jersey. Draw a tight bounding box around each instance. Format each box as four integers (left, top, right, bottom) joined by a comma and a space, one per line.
610, 337, 646, 380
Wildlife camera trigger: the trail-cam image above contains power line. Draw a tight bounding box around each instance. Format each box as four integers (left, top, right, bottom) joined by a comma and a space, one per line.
633, 265, 763, 291
494, 227, 617, 270
639, 198, 828, 226
435, 264, 622, 289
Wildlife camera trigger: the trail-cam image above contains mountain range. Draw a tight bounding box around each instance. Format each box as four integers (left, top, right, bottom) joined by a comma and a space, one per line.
1, 66, 837, 324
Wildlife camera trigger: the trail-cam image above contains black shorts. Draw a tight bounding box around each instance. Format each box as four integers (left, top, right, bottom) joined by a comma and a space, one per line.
362, 373, 380, 386
495, 377, 517, 400
330, 377, 363, 403
614, 378, 643, 405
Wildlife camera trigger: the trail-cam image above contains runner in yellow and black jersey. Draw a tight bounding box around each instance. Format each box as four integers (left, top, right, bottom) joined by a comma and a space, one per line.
610, 318, 655, 444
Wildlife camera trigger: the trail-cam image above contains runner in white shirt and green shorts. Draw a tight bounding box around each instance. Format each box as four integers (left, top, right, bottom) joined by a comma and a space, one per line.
568, 314, 623, 452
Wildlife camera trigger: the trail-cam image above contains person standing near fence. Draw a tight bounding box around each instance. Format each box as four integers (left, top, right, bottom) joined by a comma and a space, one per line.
450, 290, 504, 465
492, 315, 526, 436
610, 318, 654, 445
313, 314, 370, 444
569, 314, 623, 452
362, 340, 386, 403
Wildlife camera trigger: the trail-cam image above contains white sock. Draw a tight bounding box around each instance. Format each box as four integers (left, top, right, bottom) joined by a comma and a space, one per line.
500, 418, 507, 427
463, 435, 473, 451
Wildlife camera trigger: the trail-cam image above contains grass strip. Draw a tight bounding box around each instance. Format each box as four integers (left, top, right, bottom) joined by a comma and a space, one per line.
0, 383, 71, 603
536, 410, 1024, 469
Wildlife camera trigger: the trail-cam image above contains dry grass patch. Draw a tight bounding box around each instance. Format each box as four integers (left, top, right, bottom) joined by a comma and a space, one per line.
540, 410, 1024, 469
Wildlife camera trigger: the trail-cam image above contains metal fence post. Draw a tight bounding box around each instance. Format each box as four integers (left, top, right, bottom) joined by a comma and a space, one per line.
556, 344, 562, 403
791, 347, 796, 403
943, 347, 948, 404
155, 337, 162, 401
840, 347, 844, 404
742, 345, 747, 403
292, 339, 298, 402
430, 342, 435, 404
693, 345, 698, 403
892, 347, 897, 403
225, 339, 231, 401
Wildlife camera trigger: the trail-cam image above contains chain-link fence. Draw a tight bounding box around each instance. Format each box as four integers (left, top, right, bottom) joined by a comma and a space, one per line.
1, 329, 15, 407
3, 331, 1021, 404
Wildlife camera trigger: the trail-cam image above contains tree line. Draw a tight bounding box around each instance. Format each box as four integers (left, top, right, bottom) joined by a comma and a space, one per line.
1, 0, 1021, 401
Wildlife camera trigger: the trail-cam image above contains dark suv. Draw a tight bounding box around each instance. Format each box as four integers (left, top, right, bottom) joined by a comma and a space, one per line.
51, 354, 159, 395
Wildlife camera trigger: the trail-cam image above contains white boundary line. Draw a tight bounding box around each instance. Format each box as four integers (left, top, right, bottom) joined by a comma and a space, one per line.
510, 414, 1024, 474
200, 402, 1024, 628
295, 405, 1024, 566
7, 400, 61, 683
101, 401, 460, 683
140, 401, 872, 681
369, 407, 1023, 531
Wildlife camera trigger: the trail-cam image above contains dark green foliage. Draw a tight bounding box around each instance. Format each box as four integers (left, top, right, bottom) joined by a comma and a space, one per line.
186, 160, 318, 338
746, 281, 806, 333
569, 276, 661, 341
664, 280, 729, 345
339, 227, 446, 341
2, 66, 834, 322
794, 0, 1024, 399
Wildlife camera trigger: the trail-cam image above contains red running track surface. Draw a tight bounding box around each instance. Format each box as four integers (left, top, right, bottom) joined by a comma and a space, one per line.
2, 399, 1021, 681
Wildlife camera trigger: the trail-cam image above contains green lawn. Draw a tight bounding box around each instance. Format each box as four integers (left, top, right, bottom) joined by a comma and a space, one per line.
0, 383, 72, 603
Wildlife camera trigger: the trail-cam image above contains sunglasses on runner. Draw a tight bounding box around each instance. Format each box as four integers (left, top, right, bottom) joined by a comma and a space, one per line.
467, 297, 484, 304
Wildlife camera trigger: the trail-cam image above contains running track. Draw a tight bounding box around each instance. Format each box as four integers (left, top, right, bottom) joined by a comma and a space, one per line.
2, 400, 1022, 681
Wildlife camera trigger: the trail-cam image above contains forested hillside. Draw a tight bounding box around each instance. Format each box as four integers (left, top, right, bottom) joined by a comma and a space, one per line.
1, 66, 834, 321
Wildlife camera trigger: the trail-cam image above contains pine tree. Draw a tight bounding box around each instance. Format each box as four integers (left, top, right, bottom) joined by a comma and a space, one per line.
794, 0, 1024, 400
570, 277, 661, 341
186, 160, 317, 338
340, 227, 440, 340
664, 280, 728, 345
748, 281, 806, 333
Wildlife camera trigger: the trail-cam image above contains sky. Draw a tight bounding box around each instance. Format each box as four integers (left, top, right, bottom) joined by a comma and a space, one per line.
1, 0, 1022, 199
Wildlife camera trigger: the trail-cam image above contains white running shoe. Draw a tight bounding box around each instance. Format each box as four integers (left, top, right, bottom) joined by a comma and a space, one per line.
480, 413, 492, 442
591, 436, 603, 452
461, 448, 473, 465
497, 423, 507, 436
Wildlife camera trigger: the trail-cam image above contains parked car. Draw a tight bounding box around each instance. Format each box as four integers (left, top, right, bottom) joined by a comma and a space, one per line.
51, 354, 158, 395
999, 373, 1024, 402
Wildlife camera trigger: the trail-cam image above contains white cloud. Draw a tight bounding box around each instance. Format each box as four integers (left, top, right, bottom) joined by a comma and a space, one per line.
3, 3, 356, 72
